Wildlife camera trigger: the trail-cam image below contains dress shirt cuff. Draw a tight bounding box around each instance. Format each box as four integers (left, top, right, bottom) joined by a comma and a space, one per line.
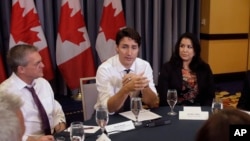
54, 117, 66, 127
22, 135, 28, 141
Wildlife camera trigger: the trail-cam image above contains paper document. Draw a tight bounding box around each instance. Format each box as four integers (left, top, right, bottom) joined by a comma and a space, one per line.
119, 109, 161, 121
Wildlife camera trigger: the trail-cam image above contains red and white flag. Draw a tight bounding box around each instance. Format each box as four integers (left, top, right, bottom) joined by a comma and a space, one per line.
0, 29, 6, 83
9, 0, 54, 80
95, 0, 126, 62
0, 54, 6, 83
56, 0, 96, 90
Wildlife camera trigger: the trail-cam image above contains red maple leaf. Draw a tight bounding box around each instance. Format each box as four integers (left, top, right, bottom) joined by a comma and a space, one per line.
11, 2, 40, 45
100, 3, 126, 40
58, 2, 85, 45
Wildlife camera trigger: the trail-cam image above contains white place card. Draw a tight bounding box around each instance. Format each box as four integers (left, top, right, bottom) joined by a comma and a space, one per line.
179, 111, 209, 120
183, 106, 201, 112
105, 120, 135, 135
119, 109, 162, 121
65, 125, 100, 134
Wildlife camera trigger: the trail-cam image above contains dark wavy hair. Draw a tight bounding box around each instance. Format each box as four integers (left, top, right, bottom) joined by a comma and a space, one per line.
115, 27, 141, 47
169, 32, 202, 71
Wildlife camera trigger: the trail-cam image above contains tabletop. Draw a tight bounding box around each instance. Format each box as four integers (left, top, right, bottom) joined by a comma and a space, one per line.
55, 106, 211, 141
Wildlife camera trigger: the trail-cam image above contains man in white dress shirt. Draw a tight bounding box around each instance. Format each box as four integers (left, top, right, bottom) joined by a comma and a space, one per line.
0, 44, 66, 141
95, 27, 159, 113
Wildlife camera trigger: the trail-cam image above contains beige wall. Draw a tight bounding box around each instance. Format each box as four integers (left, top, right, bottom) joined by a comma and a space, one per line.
200, 0, 250, 74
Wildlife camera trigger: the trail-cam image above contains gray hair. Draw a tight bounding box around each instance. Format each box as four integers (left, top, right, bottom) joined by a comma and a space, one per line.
7, 44, 38, 73
0, 92, 24, 141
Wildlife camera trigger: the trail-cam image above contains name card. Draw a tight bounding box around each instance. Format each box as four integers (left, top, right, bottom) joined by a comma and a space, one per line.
179, 111, 209, 120
105, 120, 135, 135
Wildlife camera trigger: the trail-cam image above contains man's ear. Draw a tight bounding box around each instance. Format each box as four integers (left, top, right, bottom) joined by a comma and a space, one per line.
17, 66, 25, 74
116, 46, 119, 53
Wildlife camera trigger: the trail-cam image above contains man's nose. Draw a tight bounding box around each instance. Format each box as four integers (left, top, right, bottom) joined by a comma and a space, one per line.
127, 47, 133, 55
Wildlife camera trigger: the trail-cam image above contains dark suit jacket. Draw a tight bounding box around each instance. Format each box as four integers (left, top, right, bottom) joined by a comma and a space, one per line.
157, 62, 215, 106
237, 71, 250, 111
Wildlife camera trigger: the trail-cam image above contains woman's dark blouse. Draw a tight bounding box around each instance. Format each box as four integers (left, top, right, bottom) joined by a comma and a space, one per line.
157, 61, 215, 106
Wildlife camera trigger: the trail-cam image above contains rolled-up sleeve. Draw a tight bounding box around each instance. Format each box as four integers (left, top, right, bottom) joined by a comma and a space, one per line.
95, 66, 113, 109
52, 100, 66, 127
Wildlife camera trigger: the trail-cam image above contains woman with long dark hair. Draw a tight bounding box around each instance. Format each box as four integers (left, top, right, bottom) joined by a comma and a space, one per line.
158, 32, 215, 106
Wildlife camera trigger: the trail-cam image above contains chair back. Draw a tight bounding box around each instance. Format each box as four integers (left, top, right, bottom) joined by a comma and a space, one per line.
79, 77, 98, 121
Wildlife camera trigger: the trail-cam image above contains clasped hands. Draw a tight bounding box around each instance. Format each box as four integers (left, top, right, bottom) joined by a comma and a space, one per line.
122, 72, 149, 92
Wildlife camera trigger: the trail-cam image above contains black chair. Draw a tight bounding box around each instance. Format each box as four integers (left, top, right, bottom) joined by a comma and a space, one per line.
237, 71, 250, 111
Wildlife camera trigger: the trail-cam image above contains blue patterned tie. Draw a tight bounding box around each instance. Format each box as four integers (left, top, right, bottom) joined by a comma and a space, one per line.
25, 86, 51, 135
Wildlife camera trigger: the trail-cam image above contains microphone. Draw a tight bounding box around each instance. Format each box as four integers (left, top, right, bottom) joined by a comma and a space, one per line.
145, 119, 171, 127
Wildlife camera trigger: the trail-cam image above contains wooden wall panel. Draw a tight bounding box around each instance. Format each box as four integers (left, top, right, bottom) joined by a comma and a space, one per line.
209, 0, 249, 34
202, 39, 248, 74
200, 0, 250, 74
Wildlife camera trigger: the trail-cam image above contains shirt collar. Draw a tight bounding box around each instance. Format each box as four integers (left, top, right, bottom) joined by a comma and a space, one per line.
114, 55, 136, 73
11, 73, 36, 89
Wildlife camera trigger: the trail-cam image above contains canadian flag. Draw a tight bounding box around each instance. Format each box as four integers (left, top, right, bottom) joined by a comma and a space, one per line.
56, 0, 96, 90
95, 0, 126, 62
9, 0, 54, 80
0, 54, 6, 83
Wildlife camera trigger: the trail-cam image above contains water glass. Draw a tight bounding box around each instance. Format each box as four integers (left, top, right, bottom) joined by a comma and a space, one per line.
70, 121, 85, 141
167, 89, 178, 116
211, 98, 223, 114
130, 97, 143, 126
95, 105, 109, 136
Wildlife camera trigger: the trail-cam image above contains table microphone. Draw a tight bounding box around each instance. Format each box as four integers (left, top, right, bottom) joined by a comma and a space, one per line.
145, 119, 171, 127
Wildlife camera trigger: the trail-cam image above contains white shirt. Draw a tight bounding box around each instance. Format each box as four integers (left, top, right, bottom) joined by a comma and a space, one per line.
95, 55, 157, 109
0, 73, 65, 141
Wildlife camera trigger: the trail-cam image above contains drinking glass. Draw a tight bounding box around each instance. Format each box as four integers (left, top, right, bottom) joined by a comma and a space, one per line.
167, 89, 178, 115
130, 97, 142, 126
95, 105, 109, 136
70, 121, 85, 141
211, 98, 223, 114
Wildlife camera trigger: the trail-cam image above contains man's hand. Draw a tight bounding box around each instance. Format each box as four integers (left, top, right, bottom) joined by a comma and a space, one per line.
122, 73, 149, 91
54, 122, 66, 133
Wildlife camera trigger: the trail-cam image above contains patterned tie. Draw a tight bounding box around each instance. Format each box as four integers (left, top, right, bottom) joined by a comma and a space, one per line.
25, 86, 51, 135
123, 69, 131, 111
